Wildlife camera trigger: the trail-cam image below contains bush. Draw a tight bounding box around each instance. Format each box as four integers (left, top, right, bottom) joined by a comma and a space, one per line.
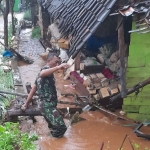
0, 122, 38, 150
23, 10, 32, 21
31, 27, 41, 39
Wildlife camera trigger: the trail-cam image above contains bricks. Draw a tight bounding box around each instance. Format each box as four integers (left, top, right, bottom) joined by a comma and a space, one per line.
109, 88, 119, 95
87, 88, 96, 95
93, 94, 101, 100
83, 78, 92, 88
101, 79, 109, 87
139, 106, 150, 114
89, 74, 97, 80
96, 73, 105, 79
126, 113, 150, 122
99, 87, 110, 98
122, 105, 140, 113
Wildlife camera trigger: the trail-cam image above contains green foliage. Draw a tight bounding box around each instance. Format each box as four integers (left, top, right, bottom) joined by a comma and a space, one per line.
0, 60, 14, 121
23, 10, 32, 21
31, 27, 41, 39
0, 122, 38, 150
133, 143, 140, 150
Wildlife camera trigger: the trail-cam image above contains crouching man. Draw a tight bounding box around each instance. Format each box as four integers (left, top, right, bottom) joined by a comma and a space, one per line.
21, 52, 69, 138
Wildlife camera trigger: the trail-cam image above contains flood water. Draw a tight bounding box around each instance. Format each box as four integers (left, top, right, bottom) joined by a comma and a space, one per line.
18, 29, 150, 150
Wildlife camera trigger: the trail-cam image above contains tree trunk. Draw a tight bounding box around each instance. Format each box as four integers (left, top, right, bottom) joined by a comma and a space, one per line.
31, 0, 35, 27
10, 0, 15, 35
3, 0, 9, 47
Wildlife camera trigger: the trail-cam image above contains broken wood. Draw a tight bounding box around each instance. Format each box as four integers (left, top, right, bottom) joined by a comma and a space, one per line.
118, 15, 127, 98
0, 90, 28, 97
110, 77, 150, 102
100, 142, 104, 150
7, 107, 82, 117
119, 134, 128, 150
99, 87, 109, 98
0, 41, 33, 64
93, 104, 131, 121
58, 100, 81, 106
109, 88, 119, 95
74, 51, 81, 71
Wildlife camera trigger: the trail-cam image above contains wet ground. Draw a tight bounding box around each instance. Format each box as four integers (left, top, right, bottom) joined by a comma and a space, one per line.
17, 29, 150, 150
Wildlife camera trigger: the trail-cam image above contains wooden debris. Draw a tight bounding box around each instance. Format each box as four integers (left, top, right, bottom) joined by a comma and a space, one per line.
89, 74, 97, 80
109, 88, 119, 95
94, 83, 101, 89
93, 94, 101, 100
83, 78, 92, 88
80, 63, 85, 70
101, 79, 109, 87
87, 87, 96, 95
96, 73, 105, 79
118, 84, 121, 92
99, 87, 109, 98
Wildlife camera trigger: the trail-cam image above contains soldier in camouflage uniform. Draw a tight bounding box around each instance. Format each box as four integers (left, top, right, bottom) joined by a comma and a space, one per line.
21, 52, 69, 138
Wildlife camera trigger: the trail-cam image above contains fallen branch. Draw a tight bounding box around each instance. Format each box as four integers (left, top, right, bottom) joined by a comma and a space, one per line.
0, 90, 28, 97
0, 41, 34, 64
7, 107, 82, 117
110, 77, 150, 102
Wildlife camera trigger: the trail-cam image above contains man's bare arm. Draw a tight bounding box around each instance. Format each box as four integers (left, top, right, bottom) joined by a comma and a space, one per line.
21, 84, 37, 111
40, 63, 69, 77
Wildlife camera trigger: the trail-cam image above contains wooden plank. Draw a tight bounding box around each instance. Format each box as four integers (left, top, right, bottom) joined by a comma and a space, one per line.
96, 73, 105, 79
126, 113, 150, 122
93, 94, 100, 101
7, 107, 82, 117
74, 52, 81, 71
87, 88, 96, 95
118, 14, 127, 98
118, 84, 121, 92
122, 105, 140, 113
89, 74, 97, 80
70, 74, 89, 96
80, 63, 84, 70
101, 79, 109, 87
99, 87, 109, 98
139, 106, 150, 114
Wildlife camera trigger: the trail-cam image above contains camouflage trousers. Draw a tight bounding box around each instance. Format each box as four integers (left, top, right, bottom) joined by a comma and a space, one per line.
39, 101, 67, 138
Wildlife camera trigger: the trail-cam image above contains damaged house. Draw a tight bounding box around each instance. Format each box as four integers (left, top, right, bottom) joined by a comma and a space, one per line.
36, 0, 150, 122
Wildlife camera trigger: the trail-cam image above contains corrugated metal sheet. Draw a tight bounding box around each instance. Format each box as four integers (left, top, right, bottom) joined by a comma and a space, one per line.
37, 0, 116, 58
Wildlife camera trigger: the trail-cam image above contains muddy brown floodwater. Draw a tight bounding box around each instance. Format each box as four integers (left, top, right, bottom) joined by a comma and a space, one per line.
17, 29, 150, 150
18, 58, 150, 150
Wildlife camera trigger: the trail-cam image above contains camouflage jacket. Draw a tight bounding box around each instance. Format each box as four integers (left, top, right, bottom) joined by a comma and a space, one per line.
35, 66, 58, 103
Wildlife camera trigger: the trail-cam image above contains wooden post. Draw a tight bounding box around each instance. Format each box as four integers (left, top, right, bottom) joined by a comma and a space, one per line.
74, 52, 81, 71
118, 15, 127, 98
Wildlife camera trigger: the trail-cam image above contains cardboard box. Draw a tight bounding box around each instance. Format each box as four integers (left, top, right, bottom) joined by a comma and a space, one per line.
58, 38, 69, 49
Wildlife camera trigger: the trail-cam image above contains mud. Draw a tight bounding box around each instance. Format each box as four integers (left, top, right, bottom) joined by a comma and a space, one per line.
17, 29, 150, 150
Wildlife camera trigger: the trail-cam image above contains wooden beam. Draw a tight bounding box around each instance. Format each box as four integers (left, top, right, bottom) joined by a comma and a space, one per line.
7, 107, 82, 117
118, 15, 127, 98
74, 52, 81, 71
